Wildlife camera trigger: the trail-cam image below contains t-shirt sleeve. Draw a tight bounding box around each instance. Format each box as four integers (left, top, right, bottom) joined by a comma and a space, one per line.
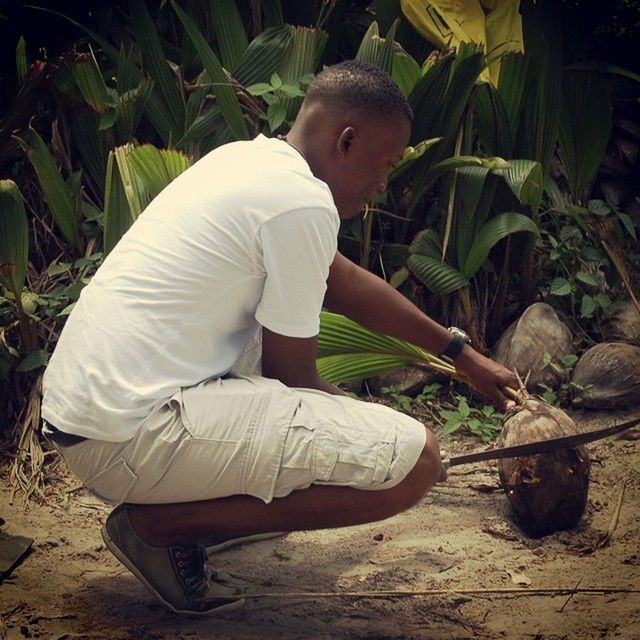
255, 207, 338, 338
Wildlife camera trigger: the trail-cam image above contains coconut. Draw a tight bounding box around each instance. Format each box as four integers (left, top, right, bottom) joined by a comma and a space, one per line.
496, 398, 590, 537
493, 303, 573, 392
572, 342, 640, 409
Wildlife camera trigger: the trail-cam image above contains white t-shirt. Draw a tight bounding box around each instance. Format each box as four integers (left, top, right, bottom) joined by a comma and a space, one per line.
42, 135, 340, 441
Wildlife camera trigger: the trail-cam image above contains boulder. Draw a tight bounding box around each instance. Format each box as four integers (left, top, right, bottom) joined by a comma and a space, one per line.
493, 303, 573, 391
368, 365, 440, 397
571, 342, 640, 409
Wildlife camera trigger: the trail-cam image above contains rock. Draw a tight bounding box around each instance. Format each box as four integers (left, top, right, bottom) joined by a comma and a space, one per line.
493, 303, 573, 391
602, 301, 640, 343
367, 365, 440, 397
571, 342, 640, 409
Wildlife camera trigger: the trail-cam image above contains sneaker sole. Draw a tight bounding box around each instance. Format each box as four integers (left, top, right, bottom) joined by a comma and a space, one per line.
205, 531, 287, 554
101, 524, 245, 615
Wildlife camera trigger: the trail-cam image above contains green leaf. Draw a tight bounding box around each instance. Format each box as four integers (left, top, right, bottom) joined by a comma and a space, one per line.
388, 137, 442, 182
171, 0, 249, 141
492, 159, 543, 214
576, 271, 598, 287
127, 144, 191, 196
559, 72, 612, 200
316, 311, 457, 384
279, 26, 328, 121
473, 82, 514, 157
461, 211, 540, 277
130, 0, 185, 140
71, 51, 115, 114
247, 82, 274, 96
550, 277, 572, 296
580, 294, 597, 318
355, 20, 398, 74
317, 353, 417, 384
233, 25, 294, 87
14, 127, 81, 252
16, 349, 49, 372
209, 0, 249, 70
588, 199, 611, 216
618, 212, 637, 240
0, 180, 29, 297
407, 254, 469, 295
103, 150, 132, 254
16, 36, 28, 84
392, 45, 422, 97
266, 102, 287, 131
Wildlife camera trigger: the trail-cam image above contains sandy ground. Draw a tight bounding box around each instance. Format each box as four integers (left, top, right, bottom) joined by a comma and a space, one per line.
1, 406, 639, 640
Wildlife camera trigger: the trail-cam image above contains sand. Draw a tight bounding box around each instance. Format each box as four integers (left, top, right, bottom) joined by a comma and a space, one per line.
1, 407, 638, 640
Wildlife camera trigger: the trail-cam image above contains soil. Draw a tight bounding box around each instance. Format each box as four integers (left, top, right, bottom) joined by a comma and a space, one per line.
1, 406, 639, 640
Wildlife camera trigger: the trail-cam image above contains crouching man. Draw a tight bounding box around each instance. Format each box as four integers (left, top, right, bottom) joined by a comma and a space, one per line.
42, 60, 517, 614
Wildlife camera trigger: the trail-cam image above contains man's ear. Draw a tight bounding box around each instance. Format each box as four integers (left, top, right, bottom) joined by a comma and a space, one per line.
336, 126, 357, 158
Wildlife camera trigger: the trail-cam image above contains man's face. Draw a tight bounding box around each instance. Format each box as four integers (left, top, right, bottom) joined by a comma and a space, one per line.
334, 116, 411, 219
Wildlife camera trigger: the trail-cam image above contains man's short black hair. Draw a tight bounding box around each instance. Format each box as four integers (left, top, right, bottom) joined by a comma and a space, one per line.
306, 60, 413, 123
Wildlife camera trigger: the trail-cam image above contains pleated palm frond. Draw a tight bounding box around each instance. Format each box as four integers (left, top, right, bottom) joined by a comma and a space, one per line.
317, 311, 456, 384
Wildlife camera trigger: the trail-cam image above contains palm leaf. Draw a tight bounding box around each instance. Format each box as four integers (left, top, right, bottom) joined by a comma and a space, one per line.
317, 311, 456, 384
280, 26, 328, 120
558, 72, 612, 203
171, 0, 250, 141
516, 1, 562, 174
407, 230, 469, 294
233, 24, 294, 86
0, 180, 28, 297
209, 0, 249, 70
407, 253, 469, 294
473, 81, 513, 157
461, 211, 539, 277
492, 159, 543, 214
114, 144, 146, 220
71, 51, 115, 114
103, 150, 132, 254
114, 78, 154, 141
355, 20, 398, 73
129, 0, 185, 141
496, 52, 529, 142
318, 353, 419, 384
125, 144, 192, 199
68, 109, 109, 201
14, 127, 81, 253
388, 137, 442, 182
392, 44, 422, 96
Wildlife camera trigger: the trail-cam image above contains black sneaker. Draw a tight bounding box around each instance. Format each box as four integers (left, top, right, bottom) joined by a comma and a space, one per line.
101, 505, 244, 615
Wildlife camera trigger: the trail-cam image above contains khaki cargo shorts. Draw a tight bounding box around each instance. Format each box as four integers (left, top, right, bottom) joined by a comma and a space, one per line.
48, 375, 427, 505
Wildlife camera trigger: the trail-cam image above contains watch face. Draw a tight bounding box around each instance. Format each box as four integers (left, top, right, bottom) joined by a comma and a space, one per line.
449, 326, 471, 344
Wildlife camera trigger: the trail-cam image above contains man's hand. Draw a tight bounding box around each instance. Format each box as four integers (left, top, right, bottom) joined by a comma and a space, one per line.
453, 346, 519, 410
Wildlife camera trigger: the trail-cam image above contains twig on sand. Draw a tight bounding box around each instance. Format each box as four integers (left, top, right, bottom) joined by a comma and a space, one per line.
223, 586, 640, 602
558, 579, 582, 613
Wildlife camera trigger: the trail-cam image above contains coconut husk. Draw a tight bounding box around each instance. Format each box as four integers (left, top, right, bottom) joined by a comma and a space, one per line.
497, 398, 590, 537
493, 303, 573, 392
572, 342, 640, 409
602, 302, 640, 344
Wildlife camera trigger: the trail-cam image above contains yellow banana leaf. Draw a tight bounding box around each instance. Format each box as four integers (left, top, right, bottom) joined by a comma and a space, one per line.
400, 0, 523, 85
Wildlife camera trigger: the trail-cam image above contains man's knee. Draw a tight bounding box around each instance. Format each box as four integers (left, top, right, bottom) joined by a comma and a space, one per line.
401, 429, 442, 504
376, 428, 442, 516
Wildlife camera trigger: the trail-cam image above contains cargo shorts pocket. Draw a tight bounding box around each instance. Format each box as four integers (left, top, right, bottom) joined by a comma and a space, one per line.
83, 456, 138, 505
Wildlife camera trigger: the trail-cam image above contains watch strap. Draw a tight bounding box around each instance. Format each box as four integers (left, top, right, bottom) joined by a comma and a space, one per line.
440, 332, 467, 362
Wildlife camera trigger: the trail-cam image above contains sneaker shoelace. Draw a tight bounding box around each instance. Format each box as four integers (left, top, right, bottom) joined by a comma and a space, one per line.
170, 544, 208, 596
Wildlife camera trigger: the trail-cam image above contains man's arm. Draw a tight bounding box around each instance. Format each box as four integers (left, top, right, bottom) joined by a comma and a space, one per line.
261, 327, 345, 395
325, 252, 518, 408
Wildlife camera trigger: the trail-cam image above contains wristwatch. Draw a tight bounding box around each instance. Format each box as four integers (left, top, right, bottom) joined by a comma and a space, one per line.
439, 326, 471, 364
